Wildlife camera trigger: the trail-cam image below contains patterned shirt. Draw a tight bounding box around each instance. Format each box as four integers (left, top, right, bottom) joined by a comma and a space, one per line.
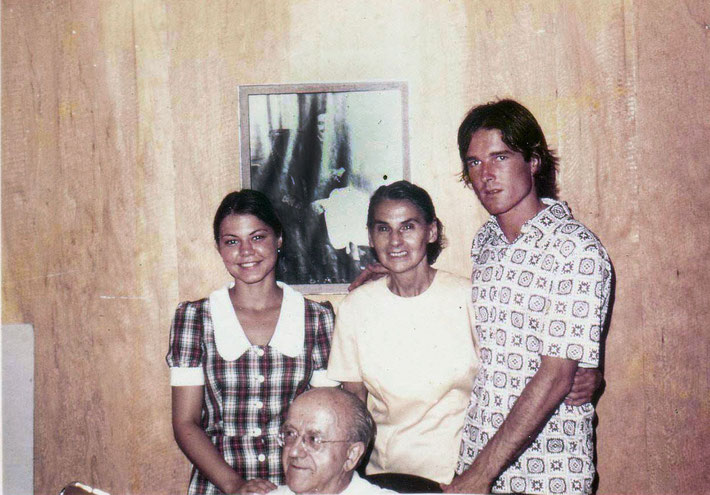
166, 282, 335, 495
457, 200, 612, 495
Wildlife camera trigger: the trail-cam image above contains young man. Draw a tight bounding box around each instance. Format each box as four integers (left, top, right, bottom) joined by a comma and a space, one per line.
443, 99, 612, 494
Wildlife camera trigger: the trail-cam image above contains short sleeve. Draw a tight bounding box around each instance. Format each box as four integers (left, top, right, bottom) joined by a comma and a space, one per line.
326, 297, 363, 382
166, 301, 206, 386
309, 300, 339, 387
541, 241, 611, 367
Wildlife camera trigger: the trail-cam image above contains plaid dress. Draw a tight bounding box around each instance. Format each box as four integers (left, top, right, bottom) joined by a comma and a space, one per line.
166, 282, 335, 495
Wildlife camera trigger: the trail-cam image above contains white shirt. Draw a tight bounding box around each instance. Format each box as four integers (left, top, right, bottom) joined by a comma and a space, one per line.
328, 270, 480, 483
269, 472, 395, 494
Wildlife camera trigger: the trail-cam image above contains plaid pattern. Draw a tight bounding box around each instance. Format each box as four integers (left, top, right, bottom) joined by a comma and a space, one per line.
167, 293, 335, 495
458, 200, 612, 495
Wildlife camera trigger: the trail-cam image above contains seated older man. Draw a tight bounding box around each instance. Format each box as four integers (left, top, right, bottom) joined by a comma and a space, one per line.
271, 388, 393, 494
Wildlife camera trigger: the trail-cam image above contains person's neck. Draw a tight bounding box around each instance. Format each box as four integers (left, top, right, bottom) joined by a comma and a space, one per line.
387, 265, 437, 298
497, 196, 547, 243
229, 276, 282, 311
307, 472, 353, 494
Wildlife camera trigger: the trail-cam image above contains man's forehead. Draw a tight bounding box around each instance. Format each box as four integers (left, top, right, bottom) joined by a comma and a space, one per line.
466, 128, 512, 154
286, 396, 343, 432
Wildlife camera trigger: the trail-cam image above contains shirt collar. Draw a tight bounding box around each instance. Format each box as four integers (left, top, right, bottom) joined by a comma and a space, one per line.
345, 472, 392, 494
485, 198, 573, 243
339, 472, 361, 495
209, 281, 305, 360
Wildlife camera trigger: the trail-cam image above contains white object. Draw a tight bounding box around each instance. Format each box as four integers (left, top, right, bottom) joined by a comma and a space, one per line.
2, 324, 34, 495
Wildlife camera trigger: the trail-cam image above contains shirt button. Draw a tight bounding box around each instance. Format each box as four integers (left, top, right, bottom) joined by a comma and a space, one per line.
255, 401, 264, 409
257, 375, 265, 383
258, 454, 266, 462
255, 347, 265, 357
253, 427, 262, 436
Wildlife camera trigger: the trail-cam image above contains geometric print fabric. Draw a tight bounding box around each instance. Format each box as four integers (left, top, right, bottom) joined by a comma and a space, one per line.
457, 199, 612, 495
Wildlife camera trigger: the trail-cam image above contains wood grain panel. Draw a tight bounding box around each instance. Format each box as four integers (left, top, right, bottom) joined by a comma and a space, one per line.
2, 1, 179, 493
634, 0, 710, 492
4, 2, 132, 492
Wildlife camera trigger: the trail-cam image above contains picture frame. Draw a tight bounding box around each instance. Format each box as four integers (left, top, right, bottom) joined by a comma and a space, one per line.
238, 82, 410, 294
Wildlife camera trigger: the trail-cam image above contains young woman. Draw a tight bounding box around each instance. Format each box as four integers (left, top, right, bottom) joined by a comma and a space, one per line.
167, 190, 335, 495
327, 180, 479, 490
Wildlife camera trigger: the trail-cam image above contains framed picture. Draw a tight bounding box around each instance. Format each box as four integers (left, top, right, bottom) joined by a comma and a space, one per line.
238, 82, 410, 293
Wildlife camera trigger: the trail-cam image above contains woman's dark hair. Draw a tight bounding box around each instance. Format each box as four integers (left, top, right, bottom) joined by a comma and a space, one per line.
366, 180, 445, 265
457, 99, 559, 199
213, 189, 283, 244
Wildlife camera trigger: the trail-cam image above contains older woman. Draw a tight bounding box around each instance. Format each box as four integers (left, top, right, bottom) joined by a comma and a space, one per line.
327, 180, 478, 489
167, 190, 335, 495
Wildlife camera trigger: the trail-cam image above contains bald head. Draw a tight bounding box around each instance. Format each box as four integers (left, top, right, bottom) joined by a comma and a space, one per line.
281, 388, 375, 494
294, 388, 375, 444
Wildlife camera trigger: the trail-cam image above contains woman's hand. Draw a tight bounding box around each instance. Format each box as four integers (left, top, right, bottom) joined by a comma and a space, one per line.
234, 478, 277, 494
564, 367, 603, 405
173, 386, 247, 493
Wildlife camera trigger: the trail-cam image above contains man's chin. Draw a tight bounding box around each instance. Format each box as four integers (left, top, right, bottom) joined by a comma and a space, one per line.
285, 468, 314, 493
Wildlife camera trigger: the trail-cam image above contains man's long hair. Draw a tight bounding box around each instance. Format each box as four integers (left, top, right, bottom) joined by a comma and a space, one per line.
458, 99, 559, 200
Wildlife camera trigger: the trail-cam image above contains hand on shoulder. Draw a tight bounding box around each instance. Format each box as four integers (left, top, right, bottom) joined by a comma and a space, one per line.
235, 478, 278, 494
348, 263, 389, 291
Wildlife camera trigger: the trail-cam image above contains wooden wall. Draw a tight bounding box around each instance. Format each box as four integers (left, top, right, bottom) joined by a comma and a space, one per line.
2, 1, 708, 493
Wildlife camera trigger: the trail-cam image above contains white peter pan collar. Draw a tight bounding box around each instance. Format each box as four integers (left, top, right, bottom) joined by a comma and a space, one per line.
209, 281, 305, 361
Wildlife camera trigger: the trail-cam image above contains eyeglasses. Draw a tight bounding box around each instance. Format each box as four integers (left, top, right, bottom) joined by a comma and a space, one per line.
277, 428, 350, 452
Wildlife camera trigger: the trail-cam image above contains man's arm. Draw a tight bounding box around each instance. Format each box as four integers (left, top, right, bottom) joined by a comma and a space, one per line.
443, 356, 578, 494
347, 263, 388, 291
